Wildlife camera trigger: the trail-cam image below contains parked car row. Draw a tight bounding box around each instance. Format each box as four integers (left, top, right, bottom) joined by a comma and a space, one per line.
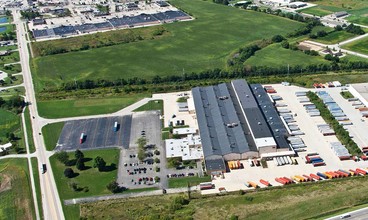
167, 173, 195, 178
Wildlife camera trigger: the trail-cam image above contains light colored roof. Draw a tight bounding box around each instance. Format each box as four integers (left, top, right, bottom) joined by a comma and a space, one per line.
173, 127, 197, 135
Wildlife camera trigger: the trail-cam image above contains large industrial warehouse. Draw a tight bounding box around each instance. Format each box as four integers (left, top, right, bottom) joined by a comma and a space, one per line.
192, 79, 292, 174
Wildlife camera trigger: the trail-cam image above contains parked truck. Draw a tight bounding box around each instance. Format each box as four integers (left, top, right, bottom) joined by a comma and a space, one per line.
80, 133, 85, 144
113, 121, 118, 132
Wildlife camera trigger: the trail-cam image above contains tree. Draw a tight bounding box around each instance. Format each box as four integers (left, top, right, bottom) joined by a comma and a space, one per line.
64, 168, 75, 178
75, 149, 84, 160
155, 176, 160, 182
335, 25, 343, 31
7, 132, 16, 141
154, 149, 160, 155
93, 156, 106, 171
76, 158, 85, 170
316, 30, 327, 37
154, 158, 160, 164
281, 40, 289, 49
55, 151, 69, 164
271, 35, 285, 43
106, 181, 121, 193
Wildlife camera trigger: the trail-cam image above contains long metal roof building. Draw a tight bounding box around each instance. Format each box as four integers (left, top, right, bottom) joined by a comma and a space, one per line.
192, 79, 280, 174
250, 84, 291, 150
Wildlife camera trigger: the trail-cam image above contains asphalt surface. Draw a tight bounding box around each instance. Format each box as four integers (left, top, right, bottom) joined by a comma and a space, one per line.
56, 115, 132, 151
327, 207, 368, 220
117, 111, 164, 188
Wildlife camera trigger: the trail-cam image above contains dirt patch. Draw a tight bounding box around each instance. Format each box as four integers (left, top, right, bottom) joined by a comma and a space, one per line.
300, 41, 324, 51
363, 14, 368, 17
0, 173, 12, 193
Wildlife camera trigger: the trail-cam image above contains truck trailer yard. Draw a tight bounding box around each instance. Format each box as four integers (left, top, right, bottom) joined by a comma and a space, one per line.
201, 83, 368, 194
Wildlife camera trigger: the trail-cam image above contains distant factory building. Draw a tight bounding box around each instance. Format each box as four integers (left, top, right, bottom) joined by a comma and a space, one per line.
334, 11, 348, 18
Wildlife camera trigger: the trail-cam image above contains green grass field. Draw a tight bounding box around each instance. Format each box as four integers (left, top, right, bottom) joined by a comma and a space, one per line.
24, 107, 35, 153
133, 100, 163, 113
299, 5, 342, 17
0, 45, 17, 51
79, 177, 368, 220
314, 31, 357, 44
31, 157, 43, 220
0, 63, 22, 75
347, 8, 368, 25
168, 176, 212, 188
0, 87, 25, 101
0, 108, 20, 138
244, 44, 328, 67
37, 94, 148, 118
0, 159, 35, 220
342, 37, 368, 55
42, 122, 64, 151
0, 51, 19, 66
49, 148, 120, 200
31, 0, 304, 90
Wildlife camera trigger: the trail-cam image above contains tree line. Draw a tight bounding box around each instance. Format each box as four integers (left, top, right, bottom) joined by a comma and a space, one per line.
307, 91, 361, 155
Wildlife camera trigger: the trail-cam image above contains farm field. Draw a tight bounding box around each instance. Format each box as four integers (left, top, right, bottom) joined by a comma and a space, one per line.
342, 37, 368, 55
49, 148, 120, 200
31, 0, 304, 91
0, 159, 35, 220
37, 94, 148, 118
78, 177, 368, 220
313, 31, 357, 44
244, 44, 328, 67
42, 122, 65, 151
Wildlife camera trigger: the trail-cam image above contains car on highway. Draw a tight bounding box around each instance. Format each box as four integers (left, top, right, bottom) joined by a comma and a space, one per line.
41, 164, 47, 174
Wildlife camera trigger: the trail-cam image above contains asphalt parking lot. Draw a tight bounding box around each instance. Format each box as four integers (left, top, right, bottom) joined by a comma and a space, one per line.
56, 115, 132, 151
117, 111, 164, 189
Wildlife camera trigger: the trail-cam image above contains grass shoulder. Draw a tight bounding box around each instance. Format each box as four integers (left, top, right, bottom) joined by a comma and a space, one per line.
31, 157, 43, 219
133, 100, 163, 113
42, 122, 64, 151
168, 175, 211, 188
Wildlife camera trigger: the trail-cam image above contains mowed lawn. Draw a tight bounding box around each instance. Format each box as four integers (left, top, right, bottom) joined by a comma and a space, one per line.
32, 0, 304, 89
342, 37, 368, 55
79, 177, 368, 220
50, 148, 120, 200
244, 44, 328, 67
37, 94, 148, 118
0, 159, 35, 220
42, 122, 65, 151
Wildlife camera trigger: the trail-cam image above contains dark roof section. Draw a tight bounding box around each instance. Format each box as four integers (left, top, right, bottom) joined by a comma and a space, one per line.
193, 84, 252, 156
205, 158, 226, 173
250, 84, 290, 149
231, 79, 273, 139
